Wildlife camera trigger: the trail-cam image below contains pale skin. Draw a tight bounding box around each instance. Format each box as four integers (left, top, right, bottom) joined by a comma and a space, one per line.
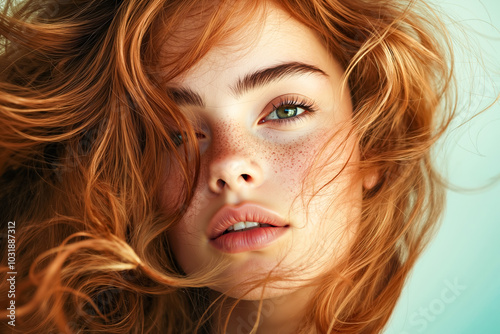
160, 4, 377, 333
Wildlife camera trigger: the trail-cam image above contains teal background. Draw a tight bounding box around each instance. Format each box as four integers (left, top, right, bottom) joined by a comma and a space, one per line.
385, 0, 500, 333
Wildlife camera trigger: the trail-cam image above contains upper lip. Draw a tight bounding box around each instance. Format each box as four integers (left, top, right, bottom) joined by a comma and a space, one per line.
206, 203, 289, 240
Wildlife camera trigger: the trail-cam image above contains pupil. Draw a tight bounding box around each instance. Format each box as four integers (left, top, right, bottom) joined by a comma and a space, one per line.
277, 106, 297, 119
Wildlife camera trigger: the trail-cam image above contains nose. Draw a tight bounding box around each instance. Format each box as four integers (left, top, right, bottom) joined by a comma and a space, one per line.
208, 157, 264, 194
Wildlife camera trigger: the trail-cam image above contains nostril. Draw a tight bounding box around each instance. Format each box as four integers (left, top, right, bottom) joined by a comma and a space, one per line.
216, 179, 226, 189
241, 174, 251, 181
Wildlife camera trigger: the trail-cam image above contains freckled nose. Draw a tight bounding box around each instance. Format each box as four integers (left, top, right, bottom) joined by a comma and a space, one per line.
208, 157, 263, 194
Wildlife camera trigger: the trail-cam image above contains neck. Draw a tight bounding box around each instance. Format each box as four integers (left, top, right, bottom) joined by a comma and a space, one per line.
208, 286, 315, 334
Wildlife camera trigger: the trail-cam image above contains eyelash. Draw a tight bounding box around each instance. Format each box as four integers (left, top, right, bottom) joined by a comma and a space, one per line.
260, 96, 318, 125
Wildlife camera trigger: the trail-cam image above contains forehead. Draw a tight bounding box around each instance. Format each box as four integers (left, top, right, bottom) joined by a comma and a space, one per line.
159, 2, 336, 88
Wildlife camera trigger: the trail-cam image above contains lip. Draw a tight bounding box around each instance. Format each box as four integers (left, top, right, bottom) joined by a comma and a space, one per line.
206, 203, 290, 240
206, 203, 290, 253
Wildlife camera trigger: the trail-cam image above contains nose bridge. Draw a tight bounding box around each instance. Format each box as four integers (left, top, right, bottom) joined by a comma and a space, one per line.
206, 122, 264, 193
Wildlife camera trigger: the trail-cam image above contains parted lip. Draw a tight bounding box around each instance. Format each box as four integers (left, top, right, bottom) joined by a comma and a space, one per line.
206, 203, 289, 240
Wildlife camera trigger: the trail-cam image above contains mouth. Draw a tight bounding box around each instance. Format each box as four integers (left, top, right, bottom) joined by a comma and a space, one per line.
207, 203, 290, 241
208, 209, 290, 253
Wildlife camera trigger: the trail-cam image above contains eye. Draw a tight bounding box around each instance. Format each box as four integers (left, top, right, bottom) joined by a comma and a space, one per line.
170, 131, 206, 147
259, 95, 318, 124
265, 105, 307, 121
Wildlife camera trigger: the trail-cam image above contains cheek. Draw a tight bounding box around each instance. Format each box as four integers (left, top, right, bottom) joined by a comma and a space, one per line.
290, 128, 362, 231
265, 128, 358, 200
262, 133, 327, 196
158, 158, 186, 213
160, 168, 208, 274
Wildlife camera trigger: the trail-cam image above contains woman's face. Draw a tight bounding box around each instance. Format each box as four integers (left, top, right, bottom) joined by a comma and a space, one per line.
161, 4, 364, 299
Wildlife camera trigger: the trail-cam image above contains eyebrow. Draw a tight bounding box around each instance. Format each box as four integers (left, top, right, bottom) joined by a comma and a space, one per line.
167, 61, 328, 107
168, 87, 204, 107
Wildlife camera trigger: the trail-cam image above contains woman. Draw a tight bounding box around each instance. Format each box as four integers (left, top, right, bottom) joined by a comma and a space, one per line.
0, 0, 456, 332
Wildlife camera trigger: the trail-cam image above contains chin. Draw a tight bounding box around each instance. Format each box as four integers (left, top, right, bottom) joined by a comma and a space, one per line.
209, 277, 302, 301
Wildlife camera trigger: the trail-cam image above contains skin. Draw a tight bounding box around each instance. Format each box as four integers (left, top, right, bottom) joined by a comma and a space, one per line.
160, 4, 376, 333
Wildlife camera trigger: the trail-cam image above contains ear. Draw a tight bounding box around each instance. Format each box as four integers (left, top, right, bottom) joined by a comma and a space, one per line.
362, 169, 379, 190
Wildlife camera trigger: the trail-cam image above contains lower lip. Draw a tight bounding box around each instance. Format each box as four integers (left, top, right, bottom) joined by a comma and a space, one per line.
209, 226, 289, 253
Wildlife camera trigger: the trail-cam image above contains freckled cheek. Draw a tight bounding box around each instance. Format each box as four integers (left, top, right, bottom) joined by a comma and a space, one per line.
280, 129, 361, 210
263, 136, 324, 195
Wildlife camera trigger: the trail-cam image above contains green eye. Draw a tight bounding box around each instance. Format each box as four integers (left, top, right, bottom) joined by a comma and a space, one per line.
264, 105, 307, 121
